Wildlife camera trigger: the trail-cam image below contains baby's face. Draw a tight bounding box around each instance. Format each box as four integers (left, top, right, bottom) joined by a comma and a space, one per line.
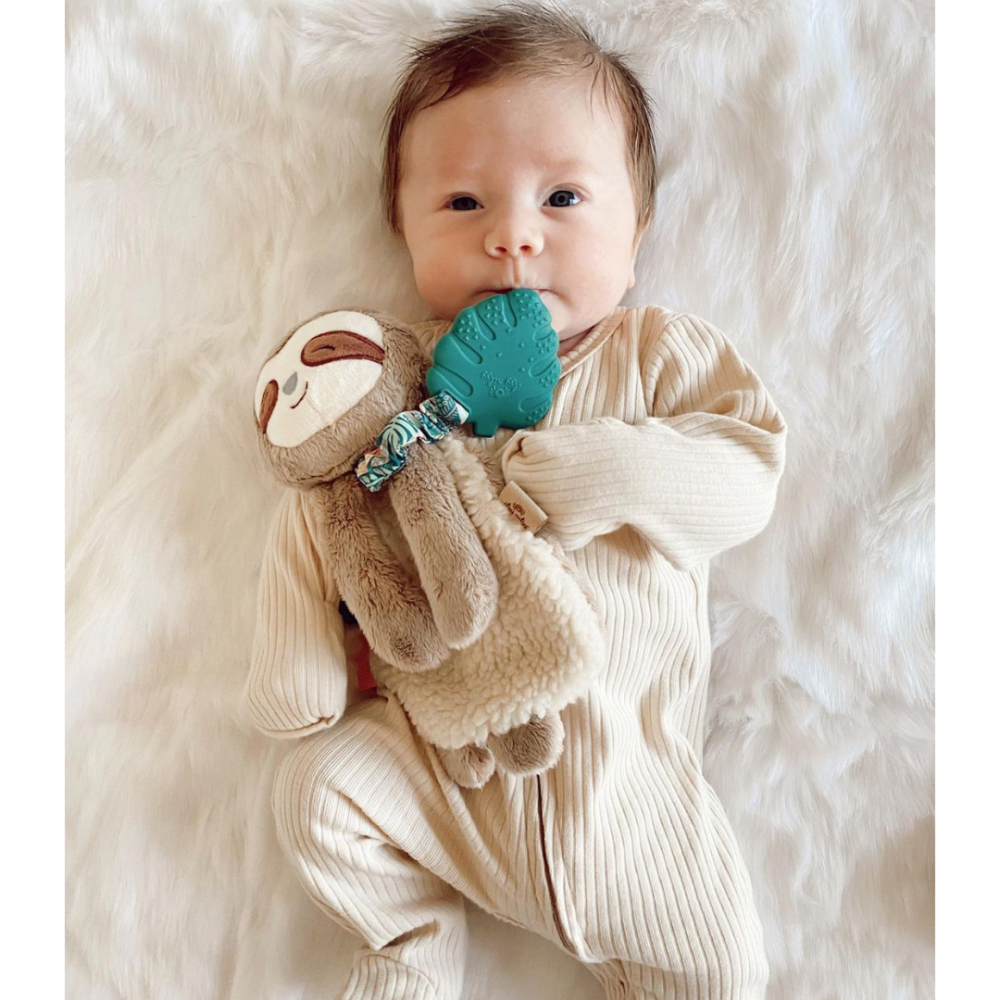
396, 72, 643, 346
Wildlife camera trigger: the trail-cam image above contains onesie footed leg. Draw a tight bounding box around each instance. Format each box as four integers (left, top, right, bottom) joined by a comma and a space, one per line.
588, 957, 768, 1000
340, 939, 464, 1000
273, 729, 468, 1000
487, 713, 565, 776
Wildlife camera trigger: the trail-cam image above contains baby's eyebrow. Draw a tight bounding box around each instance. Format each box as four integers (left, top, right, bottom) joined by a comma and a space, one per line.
537, 156, 589, 170
434, 155, 593, 180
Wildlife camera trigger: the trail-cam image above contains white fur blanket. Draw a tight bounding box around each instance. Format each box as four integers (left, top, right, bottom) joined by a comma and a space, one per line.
65, 1, 934, 998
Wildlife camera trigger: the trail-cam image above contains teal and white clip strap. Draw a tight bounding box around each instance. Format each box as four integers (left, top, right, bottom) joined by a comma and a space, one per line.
355, 391, 469, 492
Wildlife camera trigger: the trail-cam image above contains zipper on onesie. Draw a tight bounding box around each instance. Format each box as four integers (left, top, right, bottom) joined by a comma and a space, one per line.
535, 776, 577, 956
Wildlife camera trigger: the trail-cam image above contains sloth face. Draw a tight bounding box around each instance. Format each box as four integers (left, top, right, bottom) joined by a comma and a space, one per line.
254, 311, 386, 448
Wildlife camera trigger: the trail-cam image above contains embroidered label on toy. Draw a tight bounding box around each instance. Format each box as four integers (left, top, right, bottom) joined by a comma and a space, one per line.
499, 481, 548, 533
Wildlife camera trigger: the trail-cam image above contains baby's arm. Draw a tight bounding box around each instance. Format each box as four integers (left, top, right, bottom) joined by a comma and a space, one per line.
243, 489, 349, 737
500, 310, 787, 571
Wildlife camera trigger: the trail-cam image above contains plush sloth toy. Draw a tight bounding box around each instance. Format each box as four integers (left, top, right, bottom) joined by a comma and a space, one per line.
249, 308, 604, 788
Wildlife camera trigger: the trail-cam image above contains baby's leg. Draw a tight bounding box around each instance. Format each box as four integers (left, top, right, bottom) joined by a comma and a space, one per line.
272, 691, 558, 1000
548, 707, 769, 1000
586, 957, 767, 1000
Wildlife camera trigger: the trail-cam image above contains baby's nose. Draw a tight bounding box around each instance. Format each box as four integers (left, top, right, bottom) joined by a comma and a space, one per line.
492, 242, 536, 255
488, 235, 542, 258
487, 213, 542, 257
282, 372, 298, 395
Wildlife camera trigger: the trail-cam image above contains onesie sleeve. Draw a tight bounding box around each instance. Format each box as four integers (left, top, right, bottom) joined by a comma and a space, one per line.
242, 489, 349, 737
500, 311, 787, 570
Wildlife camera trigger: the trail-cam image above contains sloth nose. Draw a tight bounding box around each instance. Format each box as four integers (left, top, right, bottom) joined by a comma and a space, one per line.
282, 372, 298, 395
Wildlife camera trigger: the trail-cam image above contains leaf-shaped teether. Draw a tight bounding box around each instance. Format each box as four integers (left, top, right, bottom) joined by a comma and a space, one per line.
426, 289, 560, 437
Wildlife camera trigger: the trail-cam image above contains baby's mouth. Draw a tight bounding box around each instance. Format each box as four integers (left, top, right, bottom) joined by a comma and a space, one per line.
290, 381, 309, 409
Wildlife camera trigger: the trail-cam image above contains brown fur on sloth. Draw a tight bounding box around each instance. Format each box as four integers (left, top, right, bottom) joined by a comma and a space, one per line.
255, 309, 565, 786
257, 314, 497, 668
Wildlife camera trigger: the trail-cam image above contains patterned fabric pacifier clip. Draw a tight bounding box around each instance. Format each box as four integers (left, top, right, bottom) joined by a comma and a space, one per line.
355, 391, 469, 491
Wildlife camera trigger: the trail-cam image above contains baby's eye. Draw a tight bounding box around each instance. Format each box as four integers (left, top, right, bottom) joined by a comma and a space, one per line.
547, 189, 580, 208
446, 190, 582, 211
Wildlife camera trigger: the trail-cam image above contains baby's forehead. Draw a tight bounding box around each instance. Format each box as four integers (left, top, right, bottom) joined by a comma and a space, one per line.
411, 72, 625, 141
410, 118, 623, 178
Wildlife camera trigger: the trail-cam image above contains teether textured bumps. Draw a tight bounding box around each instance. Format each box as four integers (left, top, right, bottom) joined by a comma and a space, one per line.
426, 289, 560, 436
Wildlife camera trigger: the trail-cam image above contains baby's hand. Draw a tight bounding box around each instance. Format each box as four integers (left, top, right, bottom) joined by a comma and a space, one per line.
499, 424, 602, 550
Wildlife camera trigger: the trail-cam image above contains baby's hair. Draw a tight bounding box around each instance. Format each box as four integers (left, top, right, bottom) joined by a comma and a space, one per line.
380, 0, 657, 239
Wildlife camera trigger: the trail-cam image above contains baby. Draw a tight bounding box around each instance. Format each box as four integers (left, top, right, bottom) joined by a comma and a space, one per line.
251, 5, 787, 999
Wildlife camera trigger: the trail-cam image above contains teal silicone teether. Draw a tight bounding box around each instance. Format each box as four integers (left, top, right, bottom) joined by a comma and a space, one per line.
426, 288, 560, 437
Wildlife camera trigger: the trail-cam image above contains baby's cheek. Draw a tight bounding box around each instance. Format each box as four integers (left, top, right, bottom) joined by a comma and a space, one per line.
411, 257, 452, 312
413, 252, 476, 319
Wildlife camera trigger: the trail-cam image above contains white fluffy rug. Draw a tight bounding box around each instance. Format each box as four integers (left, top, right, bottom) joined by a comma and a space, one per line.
65, 1, 935, 997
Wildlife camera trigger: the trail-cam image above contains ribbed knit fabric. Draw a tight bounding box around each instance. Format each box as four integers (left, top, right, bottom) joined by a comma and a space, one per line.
259, 306, 787, 999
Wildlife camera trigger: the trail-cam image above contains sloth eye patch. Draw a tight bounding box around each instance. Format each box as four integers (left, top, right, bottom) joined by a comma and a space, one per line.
301, 330, 385, 367
259, 380, 279, 434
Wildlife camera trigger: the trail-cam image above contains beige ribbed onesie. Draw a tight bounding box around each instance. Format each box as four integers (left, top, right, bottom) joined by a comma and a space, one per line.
248, 305, 788, 1000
